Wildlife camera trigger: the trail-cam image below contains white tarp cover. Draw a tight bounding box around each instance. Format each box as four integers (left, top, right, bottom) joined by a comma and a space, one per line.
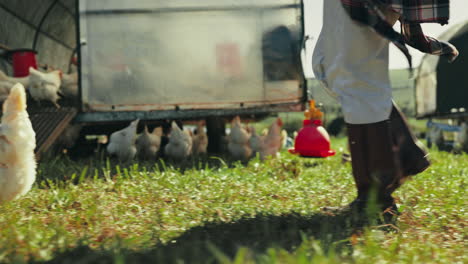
0, 0, 76, 74
79, 0, 304, 111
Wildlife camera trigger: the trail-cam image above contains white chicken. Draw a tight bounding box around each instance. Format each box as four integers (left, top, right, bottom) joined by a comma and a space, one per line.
260, 117, 283, 159
60, 72, 78, 99
136, 125, 163, 160
0, 70, 30, 101
0, 68, 64, 106
281, 129, 289, 149
106, 119, 139, 162
192, 122, 208, 155
248, 126, 264, 158
164, 121, 193, 161
227, 116, 252, 161
28, 67, 62, 108
0, 83, 36, 203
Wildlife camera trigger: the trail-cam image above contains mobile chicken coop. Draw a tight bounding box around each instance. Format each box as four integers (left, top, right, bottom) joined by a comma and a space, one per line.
0, 0, 307, 156
415, 20, 468, 148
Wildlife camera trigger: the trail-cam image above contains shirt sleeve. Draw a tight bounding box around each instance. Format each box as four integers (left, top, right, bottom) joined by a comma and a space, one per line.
401, 22, 459, 63
340, 0, 459, 69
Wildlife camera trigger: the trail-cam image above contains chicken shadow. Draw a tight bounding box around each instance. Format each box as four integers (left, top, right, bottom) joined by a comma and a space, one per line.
39, 211, 383, 264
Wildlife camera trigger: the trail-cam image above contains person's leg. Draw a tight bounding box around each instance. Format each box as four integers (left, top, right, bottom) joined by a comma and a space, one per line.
363, 120, 401, 207
346, 123, 371, 202
325, 106, 431, 217
336, 121, 400, 211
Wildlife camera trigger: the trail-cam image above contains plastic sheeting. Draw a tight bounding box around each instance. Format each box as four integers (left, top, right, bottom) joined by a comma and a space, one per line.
79, 0, 304, 111
0, 0, 77, 74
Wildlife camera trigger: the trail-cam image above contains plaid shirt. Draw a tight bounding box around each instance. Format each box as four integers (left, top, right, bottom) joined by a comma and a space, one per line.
341, 0, 459, 69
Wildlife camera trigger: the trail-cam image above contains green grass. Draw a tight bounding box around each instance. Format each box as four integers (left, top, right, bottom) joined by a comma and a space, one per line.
0, 137, 466, 263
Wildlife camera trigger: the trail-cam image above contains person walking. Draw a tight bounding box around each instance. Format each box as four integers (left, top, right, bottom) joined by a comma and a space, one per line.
312, 0, 459, 218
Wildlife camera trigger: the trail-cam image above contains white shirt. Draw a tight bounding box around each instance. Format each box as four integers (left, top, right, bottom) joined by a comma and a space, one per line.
312, 0, 393, 124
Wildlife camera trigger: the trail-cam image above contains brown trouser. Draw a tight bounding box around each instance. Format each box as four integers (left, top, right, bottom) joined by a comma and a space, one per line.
347, 103, 430, 203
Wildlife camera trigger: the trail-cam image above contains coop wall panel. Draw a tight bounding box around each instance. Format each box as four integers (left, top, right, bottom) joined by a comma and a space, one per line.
79, 0, 304, 112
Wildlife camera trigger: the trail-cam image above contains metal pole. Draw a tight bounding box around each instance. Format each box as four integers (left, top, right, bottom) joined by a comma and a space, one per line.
33, 0, 62, 51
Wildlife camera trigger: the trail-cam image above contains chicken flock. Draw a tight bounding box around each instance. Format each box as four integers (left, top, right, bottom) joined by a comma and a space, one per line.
105, 116, 289, 163
0, 81, 290, 204
0, 67, 78, 107
0, 66, 290, 163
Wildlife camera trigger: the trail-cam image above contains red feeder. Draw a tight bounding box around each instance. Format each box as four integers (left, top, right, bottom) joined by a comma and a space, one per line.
9, 49, 38, 77
288, 119, 335, 158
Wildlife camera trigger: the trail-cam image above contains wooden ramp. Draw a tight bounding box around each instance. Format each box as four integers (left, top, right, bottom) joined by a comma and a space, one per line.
28, 107, 77, 159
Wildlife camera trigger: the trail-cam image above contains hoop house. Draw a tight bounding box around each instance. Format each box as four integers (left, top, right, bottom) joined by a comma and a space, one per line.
415, 21, 468, 119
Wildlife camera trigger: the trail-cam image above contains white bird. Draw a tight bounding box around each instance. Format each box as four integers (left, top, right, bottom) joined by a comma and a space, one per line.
260, 117, 283, 159
0, 83, 36, 203
227, 116, 252, 161
248, 126, 264, 158
107, 119, 139, 162
164, 121, 192, 161
281, 129, 289, 149
192, 122, 208, 155
60, 72, 78, 98
0, 70, 30, 101
136, 126, 163, 160
28, 67, 62, 108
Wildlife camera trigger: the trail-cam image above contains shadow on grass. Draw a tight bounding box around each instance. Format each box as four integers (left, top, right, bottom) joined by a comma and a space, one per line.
36, 150, 232, 185
38, 211, 372, 264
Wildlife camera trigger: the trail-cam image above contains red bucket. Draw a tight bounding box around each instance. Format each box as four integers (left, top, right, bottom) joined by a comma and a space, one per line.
9, 49, 38, 77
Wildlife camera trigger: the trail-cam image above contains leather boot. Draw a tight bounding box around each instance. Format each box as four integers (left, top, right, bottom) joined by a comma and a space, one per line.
390, 103, 430, 178
363, 120, 401, 212
323, 121, 400, 219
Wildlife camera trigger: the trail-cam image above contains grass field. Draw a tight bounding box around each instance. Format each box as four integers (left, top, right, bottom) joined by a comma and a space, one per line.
0, 136, 466, 264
